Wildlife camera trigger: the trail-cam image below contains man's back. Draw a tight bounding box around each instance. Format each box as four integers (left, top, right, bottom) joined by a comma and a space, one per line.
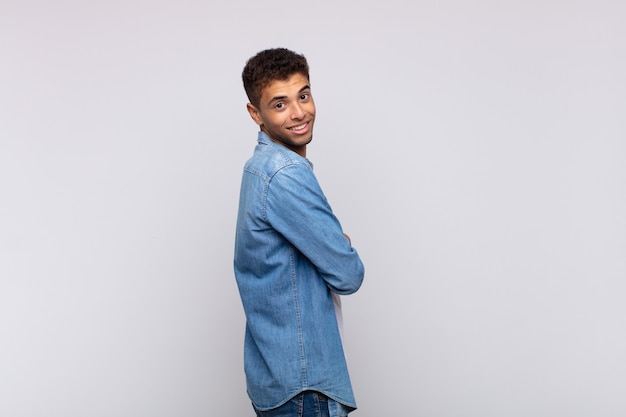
234, 132, 363, 410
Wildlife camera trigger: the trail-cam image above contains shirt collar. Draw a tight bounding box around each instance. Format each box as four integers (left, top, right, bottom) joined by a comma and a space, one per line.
257, 131, 313, 169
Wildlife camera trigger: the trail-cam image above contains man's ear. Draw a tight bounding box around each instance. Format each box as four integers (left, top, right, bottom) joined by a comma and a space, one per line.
246, 103, 263, 126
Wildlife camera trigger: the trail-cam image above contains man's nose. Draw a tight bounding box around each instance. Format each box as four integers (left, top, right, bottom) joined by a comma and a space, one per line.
291, 102, 305, 119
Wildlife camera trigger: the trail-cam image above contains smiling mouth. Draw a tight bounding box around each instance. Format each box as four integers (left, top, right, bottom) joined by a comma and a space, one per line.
288, 122, 309, 132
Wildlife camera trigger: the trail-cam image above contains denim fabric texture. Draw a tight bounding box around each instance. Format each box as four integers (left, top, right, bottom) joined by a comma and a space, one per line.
253, 391, 352, 417
234, 132, 364, 411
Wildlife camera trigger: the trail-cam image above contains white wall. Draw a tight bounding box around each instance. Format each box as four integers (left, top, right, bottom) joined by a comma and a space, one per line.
1, 1, 624, 416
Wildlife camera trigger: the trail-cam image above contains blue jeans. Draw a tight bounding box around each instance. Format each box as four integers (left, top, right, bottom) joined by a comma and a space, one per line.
253, 391, 352, 417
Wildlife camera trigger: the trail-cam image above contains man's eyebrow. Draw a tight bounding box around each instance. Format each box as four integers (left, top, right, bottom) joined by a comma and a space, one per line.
267, 85, 311, 105
268, 95, 287, 104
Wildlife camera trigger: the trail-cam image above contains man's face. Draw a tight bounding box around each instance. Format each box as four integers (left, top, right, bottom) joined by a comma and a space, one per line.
247, 73, 315, 157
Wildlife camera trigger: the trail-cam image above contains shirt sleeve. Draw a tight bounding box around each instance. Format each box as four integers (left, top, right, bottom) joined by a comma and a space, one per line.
265, 163, 364, 294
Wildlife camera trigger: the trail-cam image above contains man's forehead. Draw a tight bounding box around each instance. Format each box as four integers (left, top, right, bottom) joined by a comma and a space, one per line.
262, 74, 310, 97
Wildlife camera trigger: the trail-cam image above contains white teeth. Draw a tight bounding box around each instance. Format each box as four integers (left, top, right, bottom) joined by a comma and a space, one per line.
290, 123, 307, 131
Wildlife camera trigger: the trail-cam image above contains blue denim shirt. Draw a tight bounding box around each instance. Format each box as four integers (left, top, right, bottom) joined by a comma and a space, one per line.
234, 131, 365, 411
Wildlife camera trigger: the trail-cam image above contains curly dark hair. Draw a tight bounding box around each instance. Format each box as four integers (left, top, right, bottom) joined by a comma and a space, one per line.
242, 48, 310, 108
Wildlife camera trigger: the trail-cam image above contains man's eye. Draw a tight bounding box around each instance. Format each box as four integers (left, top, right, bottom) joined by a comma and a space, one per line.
300, 94, 309, 100
275, 102, 284, 109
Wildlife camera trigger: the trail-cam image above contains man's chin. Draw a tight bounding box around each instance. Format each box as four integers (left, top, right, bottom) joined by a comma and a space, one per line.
287, 134, 313, 147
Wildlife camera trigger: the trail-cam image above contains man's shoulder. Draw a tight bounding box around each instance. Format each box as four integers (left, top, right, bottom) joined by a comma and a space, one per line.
245, 143, 310, 179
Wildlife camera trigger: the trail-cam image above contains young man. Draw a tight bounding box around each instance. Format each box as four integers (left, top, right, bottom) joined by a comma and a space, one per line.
234, 48, 365, 417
